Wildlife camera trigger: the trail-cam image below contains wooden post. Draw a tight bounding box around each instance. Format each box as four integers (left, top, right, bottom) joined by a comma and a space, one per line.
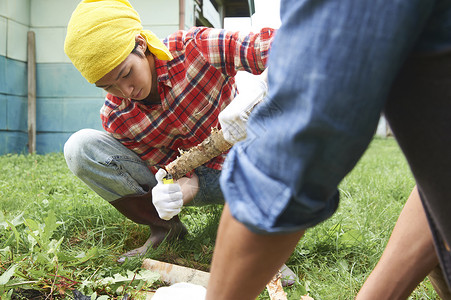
27, 31, 36, 154
179, 0, 185, 30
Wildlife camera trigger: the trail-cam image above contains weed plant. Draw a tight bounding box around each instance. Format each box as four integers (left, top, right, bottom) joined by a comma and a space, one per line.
0, 137, 438, 299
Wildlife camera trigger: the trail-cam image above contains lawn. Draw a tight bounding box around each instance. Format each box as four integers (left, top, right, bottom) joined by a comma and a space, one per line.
0, 137, 438, 299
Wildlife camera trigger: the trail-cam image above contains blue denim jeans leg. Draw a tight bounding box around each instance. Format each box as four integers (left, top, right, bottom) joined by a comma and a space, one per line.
64, 128, 224, 205
64, 129, 156, 201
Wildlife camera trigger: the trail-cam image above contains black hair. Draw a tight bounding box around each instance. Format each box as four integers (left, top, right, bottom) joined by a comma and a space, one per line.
131, 41, 151, 57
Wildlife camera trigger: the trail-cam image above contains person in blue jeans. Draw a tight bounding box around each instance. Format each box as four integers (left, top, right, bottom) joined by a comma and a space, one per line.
203, 0, 451, 299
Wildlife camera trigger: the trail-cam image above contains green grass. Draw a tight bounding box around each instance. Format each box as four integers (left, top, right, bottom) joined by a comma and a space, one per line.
0, 137, 438, 299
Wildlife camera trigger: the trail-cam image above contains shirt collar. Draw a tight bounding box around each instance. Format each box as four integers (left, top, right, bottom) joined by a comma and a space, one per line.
155, 58, 171, 88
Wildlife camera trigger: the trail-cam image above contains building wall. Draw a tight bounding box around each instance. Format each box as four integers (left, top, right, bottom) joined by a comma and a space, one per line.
0, 0, 30, 154
0, 0, 380, 156
184, 0, 196, 30
0, 0, 185, 155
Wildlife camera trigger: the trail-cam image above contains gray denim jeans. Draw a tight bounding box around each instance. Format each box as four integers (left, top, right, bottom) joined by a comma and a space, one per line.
64, 128, 224, 206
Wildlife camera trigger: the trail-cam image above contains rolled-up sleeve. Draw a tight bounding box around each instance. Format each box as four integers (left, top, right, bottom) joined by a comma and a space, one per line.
220, 0, 436, 234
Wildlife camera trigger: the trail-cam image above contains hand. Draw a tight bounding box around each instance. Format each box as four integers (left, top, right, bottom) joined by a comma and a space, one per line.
152, 169, 183, 220
218, 70, 268, 144
152, 282, 206, 300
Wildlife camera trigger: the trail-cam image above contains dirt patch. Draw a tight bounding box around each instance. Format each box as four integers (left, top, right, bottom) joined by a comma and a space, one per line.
12, 288, 47, 300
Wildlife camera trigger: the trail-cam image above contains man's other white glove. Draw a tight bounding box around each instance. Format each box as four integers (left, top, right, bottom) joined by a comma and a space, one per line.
218, 70, 268, 144
152, 282, 206, 300
152, 169, 183, 220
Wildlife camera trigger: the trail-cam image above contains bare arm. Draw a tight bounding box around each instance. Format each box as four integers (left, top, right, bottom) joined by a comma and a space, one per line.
206, 204, 304, 300
176, 174, 200, 205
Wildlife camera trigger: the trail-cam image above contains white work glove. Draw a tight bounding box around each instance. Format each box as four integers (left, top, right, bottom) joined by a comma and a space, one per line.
152, 169, 183, 220
152, 282, 206, 300
218, 70, 268, 144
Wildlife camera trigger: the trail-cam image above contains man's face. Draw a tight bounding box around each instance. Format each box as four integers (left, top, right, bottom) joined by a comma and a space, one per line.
95, 36, 153, 100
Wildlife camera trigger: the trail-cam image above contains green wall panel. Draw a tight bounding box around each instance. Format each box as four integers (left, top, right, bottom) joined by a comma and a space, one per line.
6, 95, 27, 131
1, 55, 28, 155
32, 62, 106, 154
36, 63, 104, 98
0, 55, 6, 94
2, 61, 107, 154
37, 97, 104, 132
0, 131, 28, 155
0, 94, 6, 129
6, 57, 27, 96
36, 132, 73, 154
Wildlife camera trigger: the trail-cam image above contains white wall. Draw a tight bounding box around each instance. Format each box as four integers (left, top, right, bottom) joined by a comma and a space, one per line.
134, 0, 180, 37
0, 0, 30, 62
30, 0, 78, 64
29, 0, 181, 64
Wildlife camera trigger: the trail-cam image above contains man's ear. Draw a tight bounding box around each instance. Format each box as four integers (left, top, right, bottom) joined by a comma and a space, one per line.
135, 34, 148, 53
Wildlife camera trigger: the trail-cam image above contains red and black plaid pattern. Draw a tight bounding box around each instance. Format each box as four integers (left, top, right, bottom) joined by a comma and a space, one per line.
100, 27, 275, 174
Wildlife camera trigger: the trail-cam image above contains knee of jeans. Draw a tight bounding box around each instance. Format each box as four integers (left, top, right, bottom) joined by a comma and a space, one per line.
64, 129, 99, 176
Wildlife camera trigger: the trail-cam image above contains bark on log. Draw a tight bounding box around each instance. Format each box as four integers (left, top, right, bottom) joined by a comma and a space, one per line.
165, 127, 232, 180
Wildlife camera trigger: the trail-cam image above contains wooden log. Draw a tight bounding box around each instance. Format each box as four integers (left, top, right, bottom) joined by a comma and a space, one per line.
165, 71, 268, 179
165, 127, 232, 180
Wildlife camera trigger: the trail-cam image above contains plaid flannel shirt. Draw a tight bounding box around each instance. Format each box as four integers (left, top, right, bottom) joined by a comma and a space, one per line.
100, 27, 275, 174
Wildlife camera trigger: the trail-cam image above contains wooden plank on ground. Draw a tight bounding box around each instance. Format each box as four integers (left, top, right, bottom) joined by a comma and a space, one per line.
266, 272, 287, 300
142, 259, 294, 299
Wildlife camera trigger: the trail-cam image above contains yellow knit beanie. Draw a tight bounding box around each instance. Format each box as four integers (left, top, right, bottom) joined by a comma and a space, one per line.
64, 0, 173, 84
